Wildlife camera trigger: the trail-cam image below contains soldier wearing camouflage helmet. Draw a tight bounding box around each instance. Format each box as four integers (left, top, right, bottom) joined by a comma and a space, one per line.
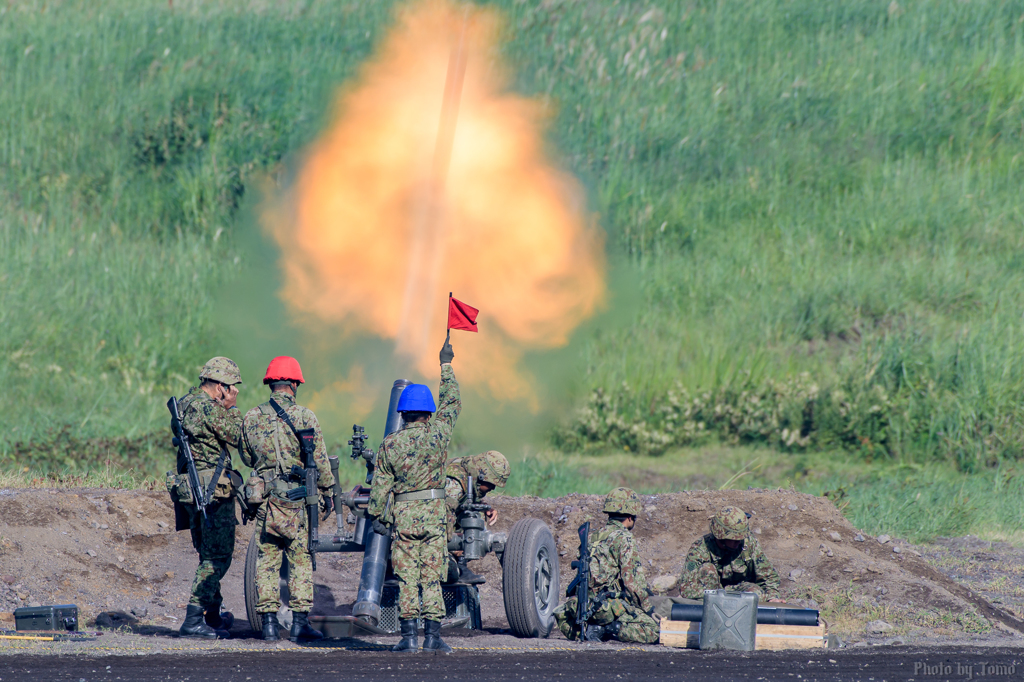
554, 487, 660, 644
443, 450, 510, 584
173, 357, 244, 639
239, 356, 335, 643
677, 506, 782, 601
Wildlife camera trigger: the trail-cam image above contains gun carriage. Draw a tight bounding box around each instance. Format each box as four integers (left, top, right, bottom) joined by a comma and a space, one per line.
242, 380, 559, 638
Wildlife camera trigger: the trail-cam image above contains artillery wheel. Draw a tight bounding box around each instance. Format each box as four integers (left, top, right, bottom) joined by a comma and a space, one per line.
502, 518, 559, 638
243, 527, 291, 633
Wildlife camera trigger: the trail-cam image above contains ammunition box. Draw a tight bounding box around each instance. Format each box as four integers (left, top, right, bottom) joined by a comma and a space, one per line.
14, 604, 78, 632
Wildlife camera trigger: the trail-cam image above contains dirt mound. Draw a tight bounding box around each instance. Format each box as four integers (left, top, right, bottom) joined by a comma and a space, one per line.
0, 487, 1021, 643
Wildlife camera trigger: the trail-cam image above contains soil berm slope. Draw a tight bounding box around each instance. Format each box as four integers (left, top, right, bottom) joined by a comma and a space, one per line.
0, 488, 1021, 644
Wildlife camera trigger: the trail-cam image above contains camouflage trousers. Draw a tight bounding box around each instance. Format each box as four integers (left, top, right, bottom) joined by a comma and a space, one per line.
680, 563, 766, 599
255, 503, 314, 614
187, 499, 237, 609
391, 500, 446, 621
554, 595, 659, 644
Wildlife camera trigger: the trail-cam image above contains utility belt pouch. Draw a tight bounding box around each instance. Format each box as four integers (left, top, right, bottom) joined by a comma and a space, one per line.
198, 468, 235, 501
166, 471, 195, 506
264, 495, 302, 540
244, 471, 267, 505
165, 471, 193, 531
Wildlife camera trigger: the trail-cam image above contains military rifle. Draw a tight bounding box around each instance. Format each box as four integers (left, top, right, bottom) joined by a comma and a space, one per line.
565, 521, 592, 640
167, 397, 209, 526
271, 399, 321, 570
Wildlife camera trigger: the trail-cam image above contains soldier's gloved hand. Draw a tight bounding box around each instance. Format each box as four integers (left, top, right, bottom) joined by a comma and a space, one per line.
372, 517, 391, 536
439, 336, 454, 365
320, 495, 335, 519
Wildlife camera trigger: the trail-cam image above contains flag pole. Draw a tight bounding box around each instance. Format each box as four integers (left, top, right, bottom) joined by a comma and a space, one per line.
446, 292, 453, 343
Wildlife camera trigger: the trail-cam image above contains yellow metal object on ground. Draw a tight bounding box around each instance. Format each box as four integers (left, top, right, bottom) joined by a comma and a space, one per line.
659, 618, 827, 650
0, 634, 55, 641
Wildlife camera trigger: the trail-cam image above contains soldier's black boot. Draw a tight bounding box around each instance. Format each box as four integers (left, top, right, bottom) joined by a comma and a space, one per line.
205, 607, 234, 633
392, 619, 419, 652
583, 623, 606, 642
290, 612, 325, 642
261, 613, 281, 641
603, 621, 622, 641
180, 605, 227, 639
422, 619, 452, 654
456, 556, 486, 585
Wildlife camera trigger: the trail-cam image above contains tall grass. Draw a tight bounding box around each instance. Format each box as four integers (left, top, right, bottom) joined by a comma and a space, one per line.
2, 0, 1024, 481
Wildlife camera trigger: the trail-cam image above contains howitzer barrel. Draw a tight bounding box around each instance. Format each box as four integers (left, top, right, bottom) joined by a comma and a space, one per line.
352, 379, 410, 626
382, 379, 411, 439
352, 525, 391, 625
669, 603, 819, 626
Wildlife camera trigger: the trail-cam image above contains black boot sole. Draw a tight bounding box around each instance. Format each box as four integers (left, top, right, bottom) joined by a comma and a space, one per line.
392, 641, 419, 652
179, 630, 220, 639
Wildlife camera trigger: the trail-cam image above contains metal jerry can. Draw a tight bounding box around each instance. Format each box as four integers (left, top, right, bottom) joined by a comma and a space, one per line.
698, 590, 758, 651
14, 604, 79, 632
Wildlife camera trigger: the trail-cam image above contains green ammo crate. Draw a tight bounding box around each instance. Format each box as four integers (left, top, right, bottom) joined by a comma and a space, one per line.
14, 604, 78, 632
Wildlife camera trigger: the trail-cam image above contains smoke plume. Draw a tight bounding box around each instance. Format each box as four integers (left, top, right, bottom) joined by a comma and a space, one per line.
263, 0, 604, 405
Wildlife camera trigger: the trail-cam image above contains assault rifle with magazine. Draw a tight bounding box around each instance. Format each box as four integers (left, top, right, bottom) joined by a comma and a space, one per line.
565, 521, 592, 640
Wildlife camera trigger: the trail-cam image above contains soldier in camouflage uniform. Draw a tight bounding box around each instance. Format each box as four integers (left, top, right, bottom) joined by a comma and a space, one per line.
239, 356, 335, 642
677, 506, 782, 601
173, 357, 243, 639
368, 336, 460, 654
554, 488, 660, 644
443, 451, 510, 584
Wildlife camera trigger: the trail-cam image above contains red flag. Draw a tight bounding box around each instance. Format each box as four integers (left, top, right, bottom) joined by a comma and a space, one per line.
447, 294, 479, 332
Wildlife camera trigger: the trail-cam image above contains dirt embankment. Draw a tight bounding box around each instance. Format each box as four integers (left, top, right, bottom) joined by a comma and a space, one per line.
1, 487, 1022, 644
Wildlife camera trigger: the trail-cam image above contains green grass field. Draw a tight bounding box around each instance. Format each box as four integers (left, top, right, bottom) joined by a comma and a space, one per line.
3, 0, 1024, 541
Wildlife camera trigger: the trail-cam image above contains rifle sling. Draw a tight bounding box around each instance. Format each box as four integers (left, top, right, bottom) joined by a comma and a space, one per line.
268, 399, 317, 497
205, 447, 228, 505
268, 398, 302, 438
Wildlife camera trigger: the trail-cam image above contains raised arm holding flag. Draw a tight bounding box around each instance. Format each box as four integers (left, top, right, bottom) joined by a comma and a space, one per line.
440, 292, 478, 365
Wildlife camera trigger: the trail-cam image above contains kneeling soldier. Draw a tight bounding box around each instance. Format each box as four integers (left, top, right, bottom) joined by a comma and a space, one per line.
240, 356, 335, 642
678, 506, 782, 601
554, 487, 659, 644
444, 450, 510, 584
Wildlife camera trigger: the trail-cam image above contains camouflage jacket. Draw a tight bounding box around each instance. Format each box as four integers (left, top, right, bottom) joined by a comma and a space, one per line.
177, 386, 242, 472
443, 457, 488, 535
588, 519, 652, 613
239, 391, 335, 497
368, 365, 461, 519
678, 533, 781, 599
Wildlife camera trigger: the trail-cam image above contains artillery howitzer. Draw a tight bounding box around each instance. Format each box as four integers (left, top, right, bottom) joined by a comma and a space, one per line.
243, 380, 559, 638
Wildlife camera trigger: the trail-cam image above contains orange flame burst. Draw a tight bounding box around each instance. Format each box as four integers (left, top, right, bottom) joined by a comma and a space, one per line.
265, 0, 604, 403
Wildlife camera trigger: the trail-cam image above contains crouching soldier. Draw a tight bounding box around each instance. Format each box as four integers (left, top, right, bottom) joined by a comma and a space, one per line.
444, 450, 510, 584
172, 357, 244, 639
239, 356, 335, 642
678, 506, 782, 601
554, 488, 659, 644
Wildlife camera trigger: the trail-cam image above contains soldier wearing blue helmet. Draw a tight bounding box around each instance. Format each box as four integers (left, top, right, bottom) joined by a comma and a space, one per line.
368, 335, 460, 654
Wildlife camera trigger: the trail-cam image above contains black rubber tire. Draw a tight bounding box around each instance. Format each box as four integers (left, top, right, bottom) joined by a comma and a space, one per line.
243, 527, 262, 633
243, 527, 290, 633
502, 518, 559, 638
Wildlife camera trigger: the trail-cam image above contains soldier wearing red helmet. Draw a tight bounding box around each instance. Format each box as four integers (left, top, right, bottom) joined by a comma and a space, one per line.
239, 356, 336, 642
